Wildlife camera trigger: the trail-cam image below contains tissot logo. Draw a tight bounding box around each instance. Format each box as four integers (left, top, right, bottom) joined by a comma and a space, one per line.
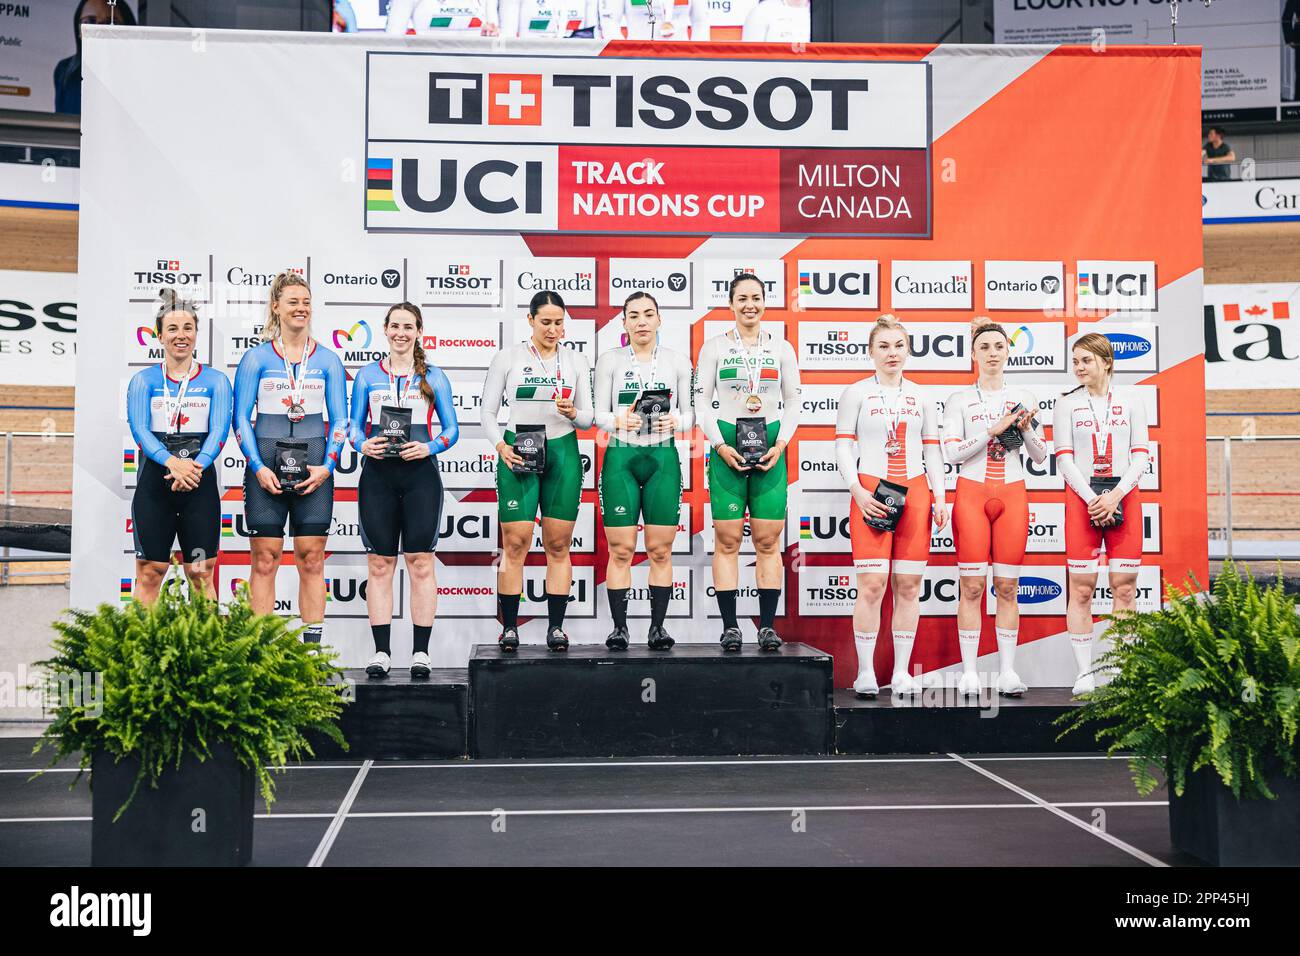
429, 72, 545, 126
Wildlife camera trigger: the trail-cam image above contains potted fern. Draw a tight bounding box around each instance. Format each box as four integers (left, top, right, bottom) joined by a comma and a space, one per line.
33, 577, 348, 866
1058, 562, 1300, 866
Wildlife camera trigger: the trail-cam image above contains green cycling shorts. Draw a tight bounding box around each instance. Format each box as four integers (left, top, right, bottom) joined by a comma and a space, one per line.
498, 430, 582, 523
709, 419, 787, 522
600, 440, 683, 528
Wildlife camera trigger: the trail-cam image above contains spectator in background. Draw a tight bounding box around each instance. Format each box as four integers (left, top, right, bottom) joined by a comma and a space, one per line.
1202, 127, 1236, 182
53, 0, 137, 115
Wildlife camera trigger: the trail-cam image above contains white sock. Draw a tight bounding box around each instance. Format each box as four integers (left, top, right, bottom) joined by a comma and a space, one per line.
854, 631, 877, 677
958, 630, 980, 675
1069, 632, 1093, 674
996, 627, 1018, 673
892, 630, 916, 676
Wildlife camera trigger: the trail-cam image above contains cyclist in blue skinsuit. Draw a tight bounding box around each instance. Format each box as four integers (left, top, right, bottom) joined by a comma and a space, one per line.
126, 288, 232, 603
347, 302, 459, 679
232, 271, 347, 646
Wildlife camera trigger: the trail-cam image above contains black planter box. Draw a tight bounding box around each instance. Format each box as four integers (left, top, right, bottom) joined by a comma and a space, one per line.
470, 643, 834, 759
92, 741, 255, 867
1169, 766, 1300, 866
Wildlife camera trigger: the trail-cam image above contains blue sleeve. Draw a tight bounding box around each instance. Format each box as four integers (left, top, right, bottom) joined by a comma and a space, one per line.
427, 367, 459, 455
324, 352, 349, 473
348, 368, 372, 451
196, 370, 233, 469
232, 350, 264, 472
127, 370, 171, 467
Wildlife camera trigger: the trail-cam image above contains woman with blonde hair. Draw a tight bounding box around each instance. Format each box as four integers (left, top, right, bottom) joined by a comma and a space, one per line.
942, 318, 1047, 697
1053, 332, 1150, 695
835, 315, 946, 697
232, 271, 348, 646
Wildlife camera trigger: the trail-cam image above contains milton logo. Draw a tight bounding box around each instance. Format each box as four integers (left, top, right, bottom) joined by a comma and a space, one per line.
1006, 325, 1053, 368
428, 72, 544, 126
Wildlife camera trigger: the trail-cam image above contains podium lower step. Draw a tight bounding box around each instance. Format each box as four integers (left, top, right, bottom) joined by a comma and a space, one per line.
310, 668, 468, 761
469, 643, 834, 759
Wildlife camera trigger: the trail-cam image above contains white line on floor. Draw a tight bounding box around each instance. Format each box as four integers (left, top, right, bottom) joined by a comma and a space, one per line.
307, 760, 371, 868
946, 753, 1168, 867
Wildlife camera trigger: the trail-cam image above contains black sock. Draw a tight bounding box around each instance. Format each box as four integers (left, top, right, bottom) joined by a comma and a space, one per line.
499, 593, 520, 630
716, 589, 738, 630
607, 588, 629, 630
649, 585, 672, 629
371, 623, 391, 654
547, 592, 568, 631
303, 622, 323, 644
412, 624, 432, 655
758, 588, 780, 630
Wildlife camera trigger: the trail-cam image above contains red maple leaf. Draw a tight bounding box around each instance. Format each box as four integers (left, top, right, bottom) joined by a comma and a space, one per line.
176, 412, 190, 427
282, 397, 294, 408
1245, 304, 1267, 316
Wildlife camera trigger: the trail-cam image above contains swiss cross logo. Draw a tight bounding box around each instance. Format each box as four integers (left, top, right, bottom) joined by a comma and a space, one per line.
826, 331, 849, 342
829, 575, 849, 586
428, 71, 543, 127
157, 258, 180, 270
487, 73, 542, 125
448, 264, 471, 276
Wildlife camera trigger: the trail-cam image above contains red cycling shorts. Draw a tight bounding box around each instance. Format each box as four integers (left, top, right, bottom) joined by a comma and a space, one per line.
850, 473, 932, 576
1065, 487, 1142, 575
952, 476, 1028, 578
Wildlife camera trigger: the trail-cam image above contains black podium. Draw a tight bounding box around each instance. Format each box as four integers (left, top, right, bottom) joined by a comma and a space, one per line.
469, 643, 835, 759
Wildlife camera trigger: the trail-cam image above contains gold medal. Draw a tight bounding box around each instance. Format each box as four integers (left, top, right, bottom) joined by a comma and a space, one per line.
745, 393, 763, 414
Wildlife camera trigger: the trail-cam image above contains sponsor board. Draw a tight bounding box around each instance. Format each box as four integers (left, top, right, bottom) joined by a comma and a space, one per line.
795, 259, 879, 309
983, 260, 1064, 311
901, 322, 971, 371
218, 438, 363, 490
1025, 502, 1064, 553
414, 257, 503, 306
436, 497, 498, 553
220, 564, 403, 620
799, 382, 846, 426
797, 567, 858, 617
1074, 260, 1157, 312
422, 319, 504, 370
607, 258, 693, 310
431, 561, 595, 618
791, 491, 850, 554
703, 564, 786, 618
127, 253, 210, 303
530, 502, 597, 554
918, 565, 963, 616
1091, 565, 1162, 614
322, 313, 393, 368
214, 499, 364, 553
698, 260, 787, 308
793, 440, 844, 492
889, 260, 972, 310
624, 566, 694, 620
985, 565, 1067, 616
1137, 441, 1160, 491
212, 255, 310, 303
1002, 321, 1066, 374
595, 312, 690, 355
510, 315, 596, 362
312, 255, 406, 302
1073, 322, 1158, 374
511, 257, 597, 308
436, 434, 500, 488
797, 321, 875, 370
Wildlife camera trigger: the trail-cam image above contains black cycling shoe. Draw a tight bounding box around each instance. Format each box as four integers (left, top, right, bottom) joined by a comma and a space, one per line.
547, 627, 569, 652
757, 627, 783, 652
720, 627, 742, 651
499, 627, 519, 653
647, 625, 675, 650
605, 626, 630, 651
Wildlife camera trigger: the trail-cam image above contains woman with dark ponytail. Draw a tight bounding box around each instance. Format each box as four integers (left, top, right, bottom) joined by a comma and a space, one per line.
126, 288, 232, 602
348, 303, 459, 678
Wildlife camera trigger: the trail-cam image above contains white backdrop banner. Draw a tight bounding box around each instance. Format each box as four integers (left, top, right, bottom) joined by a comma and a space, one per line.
0, 269, 77, 386
1204, 282, 1300, 389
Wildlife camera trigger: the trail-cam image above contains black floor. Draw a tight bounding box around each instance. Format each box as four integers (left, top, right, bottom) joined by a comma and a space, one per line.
0, 738, 1196, 867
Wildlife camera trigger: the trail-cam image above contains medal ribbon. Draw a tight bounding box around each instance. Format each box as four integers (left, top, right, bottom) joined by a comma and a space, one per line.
527, 342, 564, 399
731, 326, 766, 399
280, 338, 316, 414
877, 380, 904, 444
627, 344, 659, 407
386, 359, 418, 408
160, 359, 195, 434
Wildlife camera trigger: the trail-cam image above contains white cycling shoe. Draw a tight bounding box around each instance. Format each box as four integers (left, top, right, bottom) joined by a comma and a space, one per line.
853, 670, 880, 698
365, 651, 391, 678
1071, 672, 1096, 697
996, 670, 1027, 697
410, 651, 432, 679
890, 672, 922, 696
957, 671, 983, 697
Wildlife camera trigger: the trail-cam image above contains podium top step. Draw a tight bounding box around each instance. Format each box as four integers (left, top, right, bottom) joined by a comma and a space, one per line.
470, 642, 832, 664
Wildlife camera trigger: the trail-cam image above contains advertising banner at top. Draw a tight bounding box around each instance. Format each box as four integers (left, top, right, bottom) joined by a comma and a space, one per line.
365, 52, 932, 236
